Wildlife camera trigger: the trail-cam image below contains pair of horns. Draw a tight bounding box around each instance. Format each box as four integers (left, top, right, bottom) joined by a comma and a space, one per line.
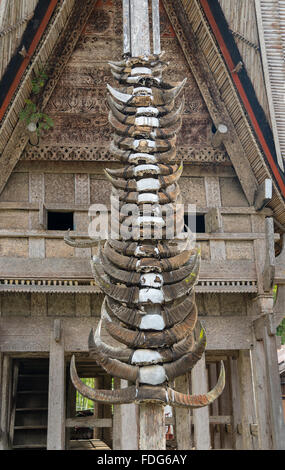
70, 356, 225, 408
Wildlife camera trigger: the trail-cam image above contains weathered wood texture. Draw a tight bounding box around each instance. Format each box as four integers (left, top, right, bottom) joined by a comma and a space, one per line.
47, 323, 65, 450
191, 354, 211, 449
175, 374, 192, 449
113, 379, 139, 450
0, 355, 12, 449
139, 403, 165, 450
237, 351, 258, 450
251, 339, 272, 449
130, 0, 150, 57
0, 316, 254, 352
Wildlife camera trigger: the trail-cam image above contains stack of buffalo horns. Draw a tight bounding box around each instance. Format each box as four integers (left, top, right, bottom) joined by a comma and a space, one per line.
70, 53, 225, 407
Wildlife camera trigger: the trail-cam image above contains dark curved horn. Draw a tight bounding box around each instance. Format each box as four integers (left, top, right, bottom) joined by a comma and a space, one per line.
88, 325, 133, 363
64, 230, 98, 248
70, 355, 137, 404
104, 305, 198, 349
164, 325, 207, 380
167, 361, 225, 408
106, 291, 196, 329
92, 263, 139, 304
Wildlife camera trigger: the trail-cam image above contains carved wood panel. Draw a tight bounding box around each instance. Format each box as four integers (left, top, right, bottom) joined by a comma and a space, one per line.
22, 0, 214, 162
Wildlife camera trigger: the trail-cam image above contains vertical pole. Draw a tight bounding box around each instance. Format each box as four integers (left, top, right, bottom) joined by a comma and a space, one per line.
251, 339, 273, 449
102, 375, 112, 448
175, 374, 192, 449
122, 0, 131, 55
139, 403, 165, 450
93, 376, 104, 440
192, 354, 211, 449
219, 359, 233, 449
47, 322, 65, 450
66, 375, 76, 450
113, 379, 139, 450
130, 0, 150, 57
229, 357, 243, 450
128, 0, 164, 450
237, 350, 257, 450
209, 362, 221, 449
152, 0, 161, 55
0, 355, 12, 450
262, 325, 285, 449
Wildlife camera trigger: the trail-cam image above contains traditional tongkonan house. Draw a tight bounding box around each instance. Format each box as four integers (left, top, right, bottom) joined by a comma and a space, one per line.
0, 0, 285, 450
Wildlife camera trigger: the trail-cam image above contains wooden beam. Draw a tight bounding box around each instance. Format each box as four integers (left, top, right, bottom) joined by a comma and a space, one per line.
0, 316, 254, 353
66, 417, 111, 428
47, 321, 65, 450
211, 124, 228, 149
0, 257, 258, 281
163, 0, 258, 205
254, 179, 272, 211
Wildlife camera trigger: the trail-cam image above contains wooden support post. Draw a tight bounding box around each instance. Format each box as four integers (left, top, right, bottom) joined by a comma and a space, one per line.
113, 379, 139, 450
9, 361, 19, 447
263, 217, 275, 292
229, 357, 243, 450
130, 0, 150, 57
139, 403, 165, 450
251, 339, 272, 449
237, 350, 258, 450
208, 363, 221, 449
0, 355, 12, 450
123, 0, 131, 55
66, 374, 77, 450
102, 374, 112, 449
93, 377, 104, 440
47, 321, 65, 450
219, 359, 233, 449
152, 0, 161, 55
262, 325, 285, 449
192, 354, 211, 449
175, 374, 192, 449
204, 176, 226, 261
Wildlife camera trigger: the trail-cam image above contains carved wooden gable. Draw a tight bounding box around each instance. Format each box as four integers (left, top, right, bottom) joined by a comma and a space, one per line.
21, 0, 228, 165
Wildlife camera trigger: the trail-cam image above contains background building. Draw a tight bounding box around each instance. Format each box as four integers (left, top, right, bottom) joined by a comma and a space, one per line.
0, 0, 284, 450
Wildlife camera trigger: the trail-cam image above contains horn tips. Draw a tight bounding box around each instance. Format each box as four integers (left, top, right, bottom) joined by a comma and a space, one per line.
88, 328, 95, 349
219, 360, 226, 390
70, 354, 79, 387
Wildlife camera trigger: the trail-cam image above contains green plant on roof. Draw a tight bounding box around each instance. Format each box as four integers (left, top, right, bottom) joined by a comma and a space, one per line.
19, 67, 53, 136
